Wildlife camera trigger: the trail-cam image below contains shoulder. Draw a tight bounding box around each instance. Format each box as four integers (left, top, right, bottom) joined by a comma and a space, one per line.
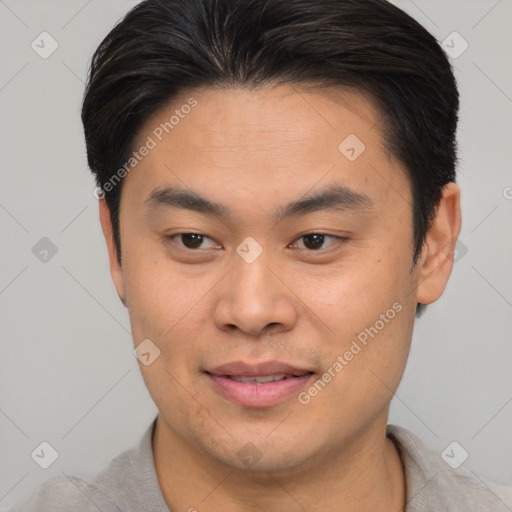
8, 474, 118, 512
9, 418, 166, 512
387, 425, 512, 512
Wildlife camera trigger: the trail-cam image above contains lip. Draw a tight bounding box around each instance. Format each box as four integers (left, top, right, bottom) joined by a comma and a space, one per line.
208, 360, 312, 377
205, 360, 314, 408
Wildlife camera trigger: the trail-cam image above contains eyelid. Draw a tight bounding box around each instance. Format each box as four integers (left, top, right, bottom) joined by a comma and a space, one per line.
164, 231, 348, 253
289, 233, 349, 251
166, 232, 222, 250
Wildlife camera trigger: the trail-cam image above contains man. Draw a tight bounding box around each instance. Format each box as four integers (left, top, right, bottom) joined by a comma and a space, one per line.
11, 0, 511, 510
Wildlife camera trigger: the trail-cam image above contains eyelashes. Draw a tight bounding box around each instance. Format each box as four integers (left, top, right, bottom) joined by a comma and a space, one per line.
167, 233, 220, 250
290, 233, 343, 251
166, 232, 348, 253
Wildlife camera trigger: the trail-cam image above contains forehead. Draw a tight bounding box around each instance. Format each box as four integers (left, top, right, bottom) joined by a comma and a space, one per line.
126, 84, 408, 211
138, 83, 383, 152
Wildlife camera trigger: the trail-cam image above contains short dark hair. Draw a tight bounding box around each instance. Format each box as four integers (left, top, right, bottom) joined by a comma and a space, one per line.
81, 0, 459, 317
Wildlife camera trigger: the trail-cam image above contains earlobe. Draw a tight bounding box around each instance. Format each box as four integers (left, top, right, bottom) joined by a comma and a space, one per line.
416, 182, 462, 306
98, 199, 127, 307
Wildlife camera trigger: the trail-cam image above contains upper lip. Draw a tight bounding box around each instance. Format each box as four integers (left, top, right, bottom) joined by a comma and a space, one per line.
206, 361, 313, 377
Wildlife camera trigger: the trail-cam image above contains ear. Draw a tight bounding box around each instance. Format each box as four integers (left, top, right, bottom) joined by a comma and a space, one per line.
99, 199, 127, 307
415, 182, 462, 305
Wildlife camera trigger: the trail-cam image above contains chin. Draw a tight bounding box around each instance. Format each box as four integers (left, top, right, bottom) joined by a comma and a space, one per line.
207, 430, 319, 474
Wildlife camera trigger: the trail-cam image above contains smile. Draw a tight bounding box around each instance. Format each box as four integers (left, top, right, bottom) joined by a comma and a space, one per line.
205, 361, 315, 407
227, 374, 297, 384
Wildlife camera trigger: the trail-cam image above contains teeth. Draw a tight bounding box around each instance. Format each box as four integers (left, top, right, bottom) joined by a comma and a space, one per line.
230, 374, 289, 384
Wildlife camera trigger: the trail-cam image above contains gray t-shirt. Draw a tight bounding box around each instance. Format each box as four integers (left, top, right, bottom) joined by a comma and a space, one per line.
10, 417, 512, 511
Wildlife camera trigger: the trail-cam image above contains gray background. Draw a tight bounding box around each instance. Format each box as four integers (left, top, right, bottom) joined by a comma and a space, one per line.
1, 0, 511, 509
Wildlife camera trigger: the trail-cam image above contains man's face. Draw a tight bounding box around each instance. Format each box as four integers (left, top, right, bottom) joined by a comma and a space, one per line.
108, 85, 422, 471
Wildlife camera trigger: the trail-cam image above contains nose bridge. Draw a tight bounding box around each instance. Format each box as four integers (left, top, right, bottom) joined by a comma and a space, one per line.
231, 235, 276, 298
232, 252, 273, 303
213, 248, 297, 336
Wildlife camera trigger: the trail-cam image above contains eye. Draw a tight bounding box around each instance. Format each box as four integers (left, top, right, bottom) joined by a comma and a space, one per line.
167, 233, 220, 250
291, 233, 343, 251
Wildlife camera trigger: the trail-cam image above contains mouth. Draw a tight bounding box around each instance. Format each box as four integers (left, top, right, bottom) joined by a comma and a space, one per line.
205, 361, 315, 407
222, 374, 306, 384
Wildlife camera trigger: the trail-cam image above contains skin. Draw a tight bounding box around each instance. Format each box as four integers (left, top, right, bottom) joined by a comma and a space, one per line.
99, 84, 461, 512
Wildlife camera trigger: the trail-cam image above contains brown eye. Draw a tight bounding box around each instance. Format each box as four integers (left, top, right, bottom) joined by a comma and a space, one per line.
290, 233, 346, 252
166, 233, 220, 251
302, 233, 326, 250
180, 233, 205, 249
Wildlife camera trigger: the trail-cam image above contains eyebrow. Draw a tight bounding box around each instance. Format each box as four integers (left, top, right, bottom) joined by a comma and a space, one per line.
145, 184, 374, 222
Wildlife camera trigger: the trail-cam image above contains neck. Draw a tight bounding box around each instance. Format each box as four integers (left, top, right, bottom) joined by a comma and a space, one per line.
153, 416, 405, 512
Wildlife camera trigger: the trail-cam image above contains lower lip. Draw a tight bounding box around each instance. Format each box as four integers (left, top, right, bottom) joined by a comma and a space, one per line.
206, 373, 314, 408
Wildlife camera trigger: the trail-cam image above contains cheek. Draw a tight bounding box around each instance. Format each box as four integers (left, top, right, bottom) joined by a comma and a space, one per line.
294, 247, 415, 408
127, 253, 233, 358
297, 251, 410, 337
299, 303, 413, 439
123, 250, 209, 340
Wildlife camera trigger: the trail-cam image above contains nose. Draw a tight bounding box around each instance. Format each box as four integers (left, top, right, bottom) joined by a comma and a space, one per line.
213, 252, 298, 338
